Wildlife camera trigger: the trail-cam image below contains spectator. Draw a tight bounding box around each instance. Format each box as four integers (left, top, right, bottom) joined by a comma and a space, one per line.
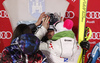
1, 12, 50, 63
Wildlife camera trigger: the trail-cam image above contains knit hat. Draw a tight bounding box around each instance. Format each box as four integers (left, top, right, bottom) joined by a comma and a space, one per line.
53, 19, 73, 34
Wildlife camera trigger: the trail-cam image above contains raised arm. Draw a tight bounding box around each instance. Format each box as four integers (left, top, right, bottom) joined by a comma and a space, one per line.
35, 16, 50, 40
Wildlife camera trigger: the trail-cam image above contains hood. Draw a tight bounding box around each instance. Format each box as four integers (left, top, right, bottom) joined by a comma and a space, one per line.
11, 33, 40, 55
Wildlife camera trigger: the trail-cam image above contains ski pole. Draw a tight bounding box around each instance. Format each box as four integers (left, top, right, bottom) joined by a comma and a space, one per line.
82, 27, 92, 63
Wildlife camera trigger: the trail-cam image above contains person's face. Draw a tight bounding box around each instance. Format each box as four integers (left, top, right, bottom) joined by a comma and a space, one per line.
46, 30, 54, 40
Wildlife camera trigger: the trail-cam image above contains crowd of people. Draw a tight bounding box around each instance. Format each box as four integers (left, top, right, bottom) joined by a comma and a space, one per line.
0, 12, 95, 63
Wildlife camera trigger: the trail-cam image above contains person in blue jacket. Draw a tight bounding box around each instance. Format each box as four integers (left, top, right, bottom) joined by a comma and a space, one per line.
1, 12, 50, 63
87, 42, 100, 63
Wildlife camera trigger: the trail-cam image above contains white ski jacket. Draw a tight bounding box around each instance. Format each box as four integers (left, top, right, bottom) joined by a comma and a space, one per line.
35, 26, 82, 63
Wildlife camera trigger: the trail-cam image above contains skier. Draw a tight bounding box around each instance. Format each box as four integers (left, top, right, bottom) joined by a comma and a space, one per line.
35, 18, 89, 63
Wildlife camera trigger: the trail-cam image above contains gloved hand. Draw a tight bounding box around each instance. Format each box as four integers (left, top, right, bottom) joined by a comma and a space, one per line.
80, 40, 90, 50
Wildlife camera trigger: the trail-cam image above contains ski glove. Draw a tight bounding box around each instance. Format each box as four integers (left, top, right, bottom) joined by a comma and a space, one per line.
80, 40, 90, 50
